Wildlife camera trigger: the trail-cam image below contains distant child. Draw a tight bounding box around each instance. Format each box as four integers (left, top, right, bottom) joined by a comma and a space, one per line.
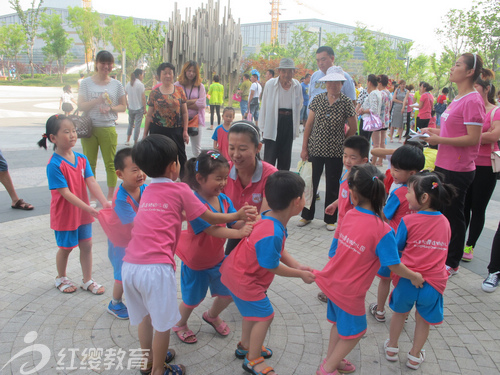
38, 114, 110, 295
97, 148, 147, 320
428, 109, 437, 128
370, 145, 425, 322
220, 171, 316, 375
60, 85, 76, 116
173, 150, 253, 344
314, 164, 424, 375
384, 171, 455, 370
121, 134, 257, 375
435, 87, 449, 126
319, 136, 369, 303
212, 107, 235, 161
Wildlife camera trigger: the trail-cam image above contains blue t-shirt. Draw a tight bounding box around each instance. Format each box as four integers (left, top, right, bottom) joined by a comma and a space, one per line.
190, 192, 237, 234
301, 82, 309, 105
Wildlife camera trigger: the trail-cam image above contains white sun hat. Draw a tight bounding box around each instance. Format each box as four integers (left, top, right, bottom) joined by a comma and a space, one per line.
319, 66, 347, 82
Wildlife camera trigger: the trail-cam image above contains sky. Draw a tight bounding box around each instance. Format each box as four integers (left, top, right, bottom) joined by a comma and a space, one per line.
0, 0, 476, 56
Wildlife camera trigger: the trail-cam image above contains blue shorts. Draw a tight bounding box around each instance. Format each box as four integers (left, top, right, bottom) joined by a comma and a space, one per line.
54, 223, 92, 249
108, 240, 125, 282
0, 149, 8, 171
180, 261, 231, 308
327, 299, 367, 339
229, 291, 274, 321
389, 278, 443, 325
377, 265, 391, 279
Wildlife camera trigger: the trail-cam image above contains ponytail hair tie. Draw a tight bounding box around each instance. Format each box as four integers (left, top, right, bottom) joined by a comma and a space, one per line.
431, 182, 438, 190
372, 176, 378, 181
42, 133, 48, 138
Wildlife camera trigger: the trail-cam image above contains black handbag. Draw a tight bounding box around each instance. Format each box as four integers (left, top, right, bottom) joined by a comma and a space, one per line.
69, 109, 93, 138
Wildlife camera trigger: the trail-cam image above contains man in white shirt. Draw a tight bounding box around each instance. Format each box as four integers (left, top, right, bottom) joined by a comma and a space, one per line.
248, 73, 262, 126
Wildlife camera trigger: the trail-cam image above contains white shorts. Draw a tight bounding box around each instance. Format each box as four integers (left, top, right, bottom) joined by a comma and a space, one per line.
122, 262, 181, 332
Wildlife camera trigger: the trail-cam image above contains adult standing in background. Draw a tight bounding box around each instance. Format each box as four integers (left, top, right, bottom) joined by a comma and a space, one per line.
78, 50, 126, 202
389, 79, 409, 142
260, 69, 275, 101
308, 46, 356, 114
417, 82, 434, 129
144, 62, 189, 178
357, 74, 382, 144
248, 72, 262, 126
238, 74, 251, 119
260, 58, 303, 171
125, 68, 146, 146
300, 73, 311, 125
207, 74, 223, 131
175, 61, 206, 156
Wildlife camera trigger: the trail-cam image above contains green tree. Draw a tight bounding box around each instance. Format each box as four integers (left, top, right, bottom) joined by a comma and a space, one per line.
39, 13, 73, 81
9, 0, 45, 78
67, 6, 101, 72
286, 25, 317, 69
0, 24, 27, 79
322, 32, 354, 67
104, 16, 141, 71
136, 23, 167, 85
430, 51, 453, 93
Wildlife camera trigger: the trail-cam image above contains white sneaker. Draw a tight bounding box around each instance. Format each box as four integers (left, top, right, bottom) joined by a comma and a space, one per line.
326, 223, 337, 231
297, 219, 311, 227
482, 272, 499, 293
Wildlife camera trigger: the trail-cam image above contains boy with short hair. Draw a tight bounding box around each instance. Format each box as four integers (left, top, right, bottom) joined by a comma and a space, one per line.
220, 171, 316, 375
98, 148, 147, 320
370, 145, 425, 322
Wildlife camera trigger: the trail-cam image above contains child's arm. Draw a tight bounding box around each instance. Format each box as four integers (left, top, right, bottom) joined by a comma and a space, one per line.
213, 140, 219, 150
268, 263, 315, 284
371, 148, 395, 158
204, 223, 253, 239
383, 191, 400, 221
325, 199, 338, 215
57, 187, 99, 217
200, 203, 258, 225
388, 263, 424, 288
86, 177, 111, 208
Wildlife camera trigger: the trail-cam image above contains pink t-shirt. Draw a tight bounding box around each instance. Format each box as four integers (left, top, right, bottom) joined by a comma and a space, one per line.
223, 160, 277, 212
435, 91, 485, 172
220, 213, 286, 301
337, 173, 353, 226
212, 125, 230, 161
428, 116, 437, 128
419, 92, 434, 119
315, 207, 400, 315
383, 185, 413, 232
124, 179, 207, 267
406, 94, 414, 113
393, 211, 451, 294
476, 107, 500, 166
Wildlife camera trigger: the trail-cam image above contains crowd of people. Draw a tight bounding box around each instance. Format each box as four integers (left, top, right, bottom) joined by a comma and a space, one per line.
1, 45, 494, 375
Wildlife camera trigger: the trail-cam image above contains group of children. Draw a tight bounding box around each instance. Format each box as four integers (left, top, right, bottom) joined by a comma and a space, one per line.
37, 112, 455, 375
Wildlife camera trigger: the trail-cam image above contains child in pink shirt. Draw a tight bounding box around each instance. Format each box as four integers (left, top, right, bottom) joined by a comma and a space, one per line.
314, 164, 424, 375
212, 107, 235, 160
221, 171, 315, 375
384, 171, 454, 371
121, 135, 257, 375
370, 145, 425, 322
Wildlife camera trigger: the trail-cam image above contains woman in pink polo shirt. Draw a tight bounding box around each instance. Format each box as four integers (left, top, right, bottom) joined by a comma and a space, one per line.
417, 82, 434, 129
424, 53, 486, 277
463, 69, 500, 263
223, 121, 278, 254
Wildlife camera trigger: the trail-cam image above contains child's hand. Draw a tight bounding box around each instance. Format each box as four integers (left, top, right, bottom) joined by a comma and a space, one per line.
296, 264, 314, 272
411, 272, 425, 288
88, 206, 99, 218
238, 224, 253, 238
102, 201, 112, 209
300, 270, 316, 284
325, 201, 338, 215
239, 202, 258, 221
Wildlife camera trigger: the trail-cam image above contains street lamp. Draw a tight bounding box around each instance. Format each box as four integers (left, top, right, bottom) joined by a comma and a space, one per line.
305, 26, 322, 46
268, 52, 277, 60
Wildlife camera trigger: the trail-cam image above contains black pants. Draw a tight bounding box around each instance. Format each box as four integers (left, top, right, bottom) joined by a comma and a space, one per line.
150, 125, 187, 179
263, 113, 293, 171
301, 156, 343, 224
435, 166, 475, 268
464, 165, 497, 247
225, 238, 240, 255
416, 118, 429, 129
404, 112, 411, 136
358, 118, 372, 141
487, 221, 500, 274
210, 105, 221, 126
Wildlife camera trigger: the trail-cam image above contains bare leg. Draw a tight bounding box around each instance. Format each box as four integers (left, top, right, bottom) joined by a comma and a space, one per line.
138, 315, 154, 369
324, 324, 361, 373
388, 127, 394, 142
176, 302, 195, 328
377, 278, 391, 314
371, 132, 381, 166
247, 318, 274, 373
207, 296, 232, 324
0, 171, 20, 205
408, 310, 429, 364
240, 319, 256, 350
79, 239, 104, 293
152, 330, 171, 375
326, 324, 341, 358
113, 281, 123, 301
56, 247, 72, 278
107, 186, 115, 202
387, 312, 407, 356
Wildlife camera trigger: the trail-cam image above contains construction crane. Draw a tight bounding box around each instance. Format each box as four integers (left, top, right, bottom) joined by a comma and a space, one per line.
270, 0, 280, 45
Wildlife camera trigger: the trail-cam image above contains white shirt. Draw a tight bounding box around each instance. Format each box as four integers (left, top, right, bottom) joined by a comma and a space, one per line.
249, 82, 262, 103
125, 80, 145, 111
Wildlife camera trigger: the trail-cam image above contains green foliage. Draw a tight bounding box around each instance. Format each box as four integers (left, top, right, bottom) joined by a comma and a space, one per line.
322, 32, 354, 67
0, 24, 27, 60
104, 16, 141, 69
67, 6, 101, 71
39, 13, 73, 79
286, 25, 318, 69
135, 23, 167, 86
0, 73, 81, 86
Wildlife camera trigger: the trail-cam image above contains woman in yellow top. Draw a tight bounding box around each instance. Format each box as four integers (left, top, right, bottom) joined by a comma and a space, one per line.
207, 75, 224, 130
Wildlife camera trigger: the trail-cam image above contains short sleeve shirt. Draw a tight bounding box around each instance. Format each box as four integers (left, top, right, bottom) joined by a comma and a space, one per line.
239, 80, 251, 99
383, 185, 413, 231
337, 172, 353, 226
79, 78, 125, 127
147, 86, 187, 128
476, 107, 500, 166
177, 192, 236, 270
47, 152, 94, 231
220, 212, 286, 301
308, 92, 356, 158
211, 125, 230, 161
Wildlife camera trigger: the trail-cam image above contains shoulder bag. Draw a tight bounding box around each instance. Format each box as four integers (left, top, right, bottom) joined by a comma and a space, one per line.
69, 108, 92, 138
362, 110, 383, 132
184, 85, 199, 136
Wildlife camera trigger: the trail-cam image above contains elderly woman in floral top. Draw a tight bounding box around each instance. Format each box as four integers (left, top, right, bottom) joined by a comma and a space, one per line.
144, 62, 189, 178
299, 66, 357, 231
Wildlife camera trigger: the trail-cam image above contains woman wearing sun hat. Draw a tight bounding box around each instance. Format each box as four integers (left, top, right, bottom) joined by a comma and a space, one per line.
298, 66, 357, 230
260, 58, 303, 170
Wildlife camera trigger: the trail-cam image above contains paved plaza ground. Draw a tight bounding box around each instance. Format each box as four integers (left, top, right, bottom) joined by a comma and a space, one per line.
1, 86, 499, 374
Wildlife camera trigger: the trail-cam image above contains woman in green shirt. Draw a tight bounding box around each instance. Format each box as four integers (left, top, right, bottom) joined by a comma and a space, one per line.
207, 75, 224, 130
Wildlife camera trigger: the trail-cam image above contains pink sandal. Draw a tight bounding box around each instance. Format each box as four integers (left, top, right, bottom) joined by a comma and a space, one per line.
202, 311, 230, 336
316, 363, 339, 375
172, 325, 197, 344
321, 358, 355, 374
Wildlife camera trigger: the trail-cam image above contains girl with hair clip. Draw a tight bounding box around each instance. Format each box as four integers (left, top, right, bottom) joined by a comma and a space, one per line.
423, 53, 486, 277
314, 164, 424, 375
173, 150, 253, 344
125, 68, 146, 145
175, 61, 207, 156
462, 69, 500, 263
384, 171, 456, 370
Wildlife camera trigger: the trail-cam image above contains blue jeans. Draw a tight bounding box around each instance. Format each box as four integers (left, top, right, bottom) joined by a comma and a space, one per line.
240, 100, 248, 118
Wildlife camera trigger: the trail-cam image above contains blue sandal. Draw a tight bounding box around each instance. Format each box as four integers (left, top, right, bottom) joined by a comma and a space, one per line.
235, 342, 273, 359
243, 356, 276, 375
139, 350, 176, 375
163, 364, 185, 375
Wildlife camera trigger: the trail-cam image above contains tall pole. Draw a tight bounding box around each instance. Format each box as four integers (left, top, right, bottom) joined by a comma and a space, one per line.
122, 48, 126, 86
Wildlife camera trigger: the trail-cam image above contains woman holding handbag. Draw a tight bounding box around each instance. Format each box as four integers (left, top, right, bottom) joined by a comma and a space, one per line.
357, 75, 382, 161
462, 69, 500, 262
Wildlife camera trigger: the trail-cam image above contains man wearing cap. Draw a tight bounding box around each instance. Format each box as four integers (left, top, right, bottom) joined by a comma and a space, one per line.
309, 46, 356, 114
299, 66, 357, 231
260, 58, 303, 171
248, 72, 262, 126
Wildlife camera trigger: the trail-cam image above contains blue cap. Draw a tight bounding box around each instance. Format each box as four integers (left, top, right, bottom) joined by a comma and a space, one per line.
251, 69, 260, 80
